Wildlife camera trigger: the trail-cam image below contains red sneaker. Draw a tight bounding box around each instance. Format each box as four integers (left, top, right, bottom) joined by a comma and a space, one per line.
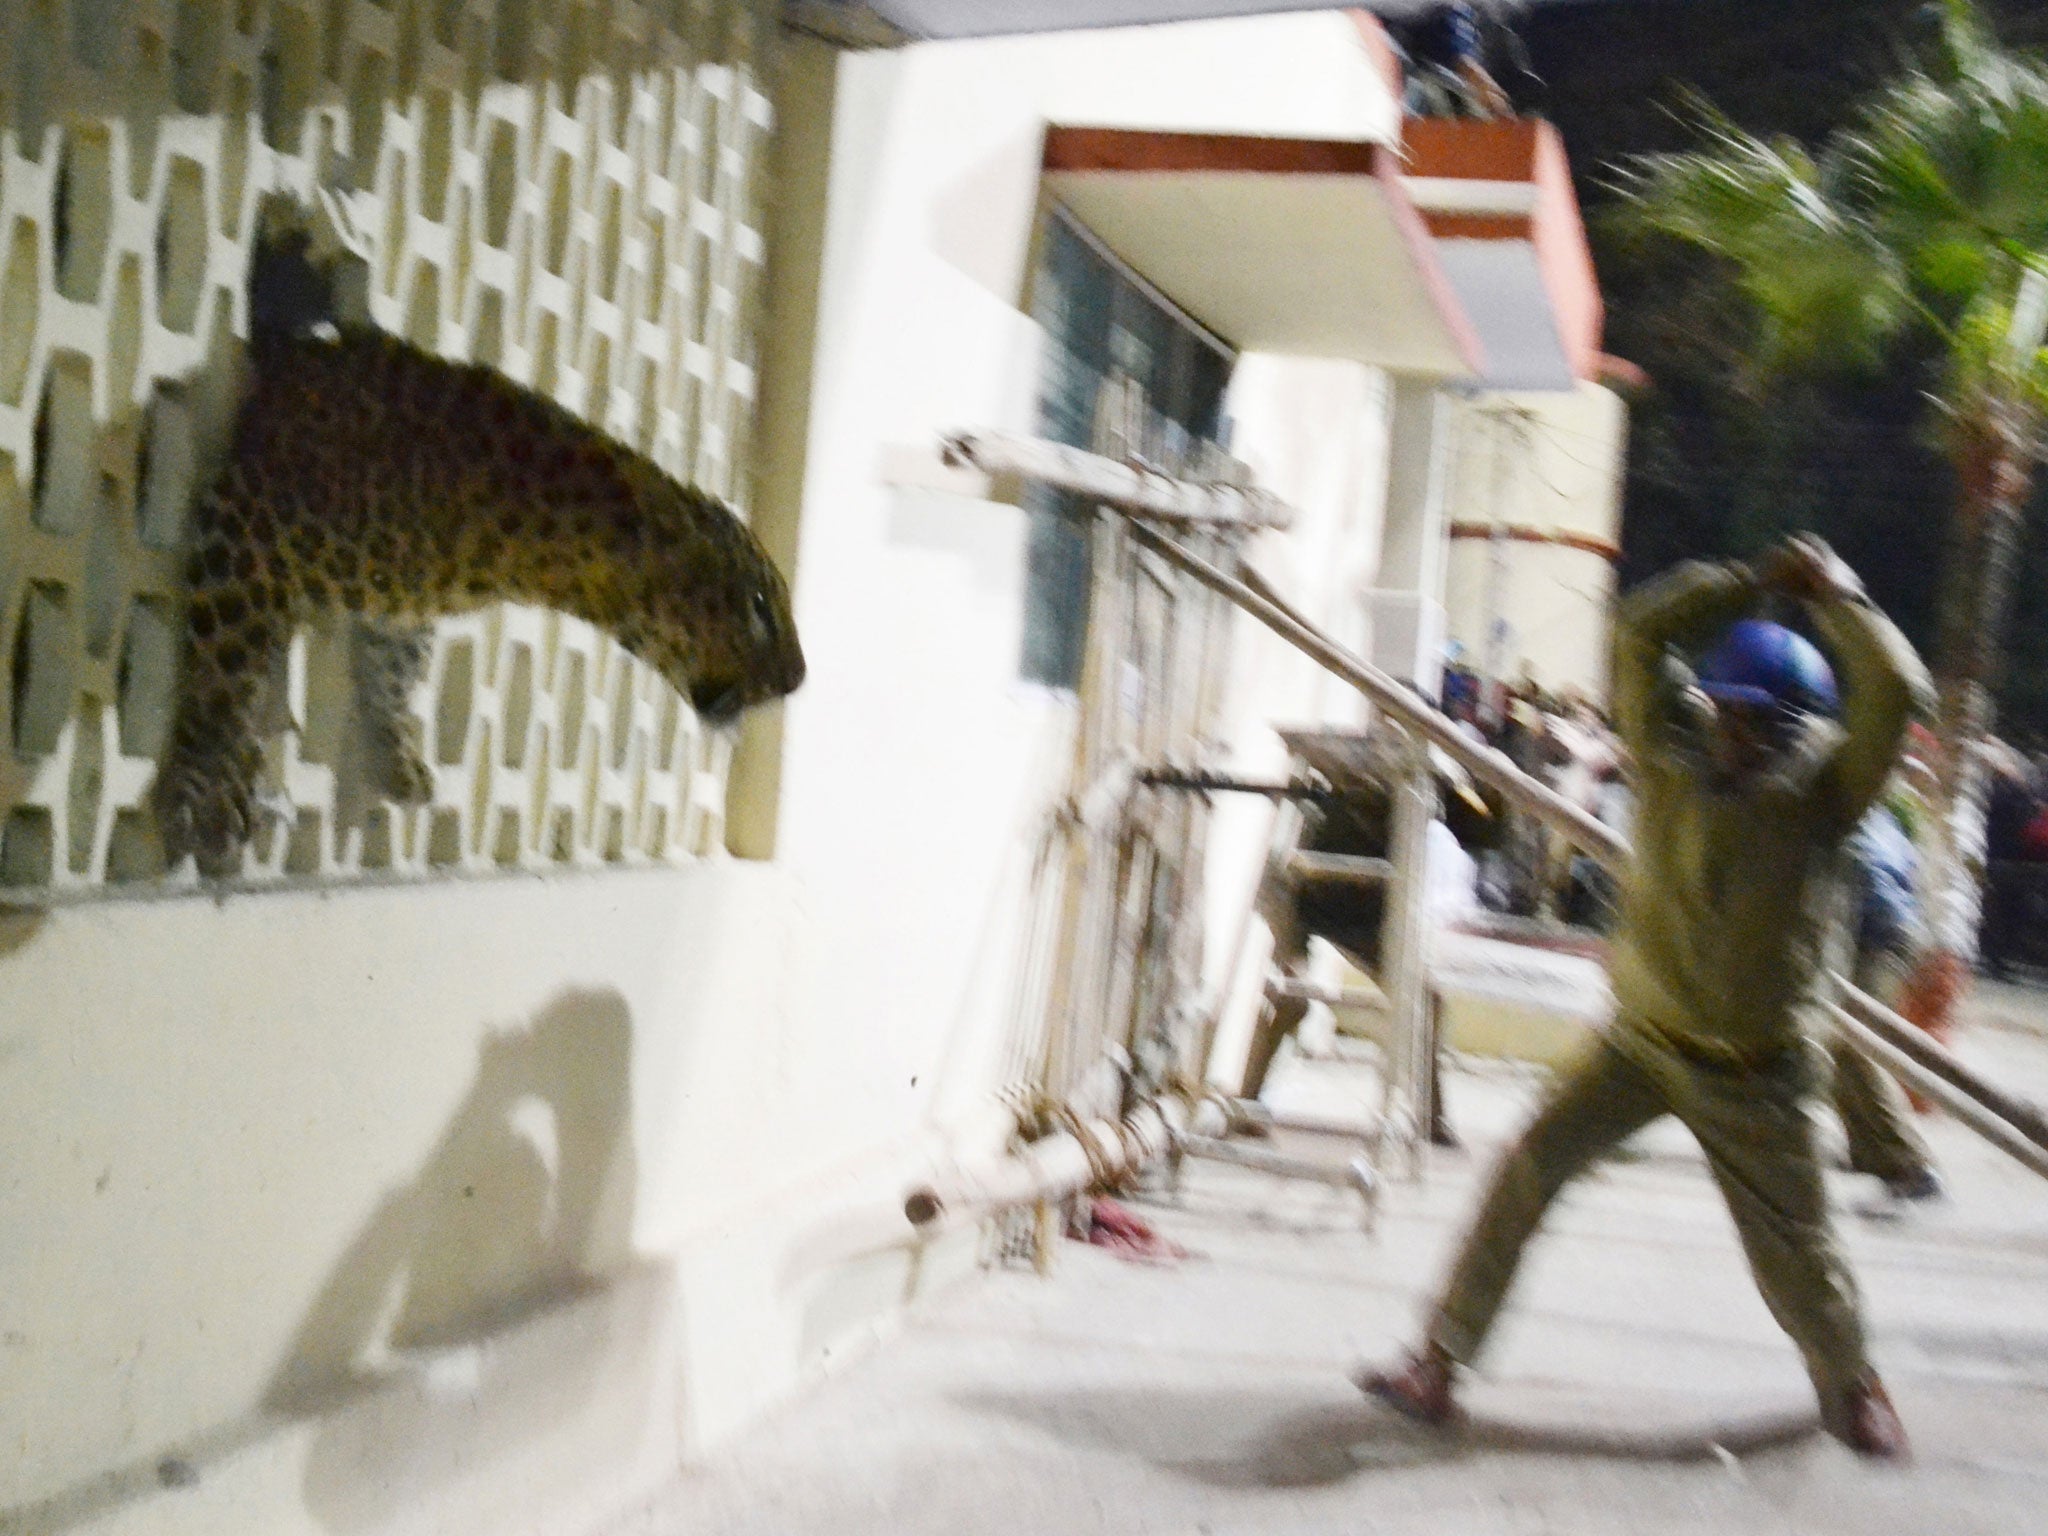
1838, 1377, 1911, 1461
1354, 1345, 1460, 1426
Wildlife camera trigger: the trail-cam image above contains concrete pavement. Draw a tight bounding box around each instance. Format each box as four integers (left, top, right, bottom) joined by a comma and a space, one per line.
610, 996, 2048, 1536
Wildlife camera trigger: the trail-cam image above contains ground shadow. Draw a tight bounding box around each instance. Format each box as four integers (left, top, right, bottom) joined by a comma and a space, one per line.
958, 1377, 1824, 1492
957, 1382, 1447, 1490
277, 987, 647, 1532
1457, 1397, 1822, 1461
0, 909, 49, 954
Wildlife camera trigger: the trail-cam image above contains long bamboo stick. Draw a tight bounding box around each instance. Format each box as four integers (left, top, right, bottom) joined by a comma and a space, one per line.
1126, 524, 1630, 869
1835, 980, 2048, 1153
941, 430, 1296, 530
1828, 1002, 2048, 1179
1174, 1133, 1377, 1195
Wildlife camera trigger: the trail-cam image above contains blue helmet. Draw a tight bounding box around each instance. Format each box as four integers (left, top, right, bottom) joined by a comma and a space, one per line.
1695, 619, 1839, 720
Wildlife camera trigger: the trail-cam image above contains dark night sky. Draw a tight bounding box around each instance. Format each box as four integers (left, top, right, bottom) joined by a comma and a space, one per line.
1515, 0, 2048, 741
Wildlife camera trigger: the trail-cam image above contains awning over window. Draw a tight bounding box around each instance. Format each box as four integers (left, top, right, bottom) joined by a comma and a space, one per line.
1400, 117, 1604, 391
1041, 127, 1485, 381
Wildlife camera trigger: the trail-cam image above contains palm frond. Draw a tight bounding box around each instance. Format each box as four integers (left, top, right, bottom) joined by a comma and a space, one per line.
1927, 0, 1989, 84
1613, 2, 2048, 398
1615, 119, 1914, 376
1846, 36, 2048, 258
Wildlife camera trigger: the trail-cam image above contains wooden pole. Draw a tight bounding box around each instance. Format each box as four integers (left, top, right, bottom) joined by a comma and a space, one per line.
1126, 522, 1628, 868
1829, 1002, 2048, 1180
1835, 979, 2048, 1154
941, 429, 1295, 530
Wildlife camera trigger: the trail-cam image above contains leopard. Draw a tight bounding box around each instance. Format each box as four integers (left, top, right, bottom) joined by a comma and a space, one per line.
149, 326, 805, 877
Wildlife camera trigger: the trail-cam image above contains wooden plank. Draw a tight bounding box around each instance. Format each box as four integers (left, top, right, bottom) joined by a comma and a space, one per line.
1288, 850, 1395, 885
939, 430, 1296, 530
1175, 1132, 1378, 1193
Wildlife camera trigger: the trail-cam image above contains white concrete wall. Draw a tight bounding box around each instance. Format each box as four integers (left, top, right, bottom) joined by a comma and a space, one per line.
1195, 355, 1395, 1078
759, 13, 1403, 1167
1442, 381, 1628, 703
0, 865, 994, 1534
1363, 375, 1454, 697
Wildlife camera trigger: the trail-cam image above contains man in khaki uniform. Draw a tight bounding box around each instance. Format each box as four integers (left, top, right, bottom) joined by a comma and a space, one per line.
1360, 535, 1928, 1459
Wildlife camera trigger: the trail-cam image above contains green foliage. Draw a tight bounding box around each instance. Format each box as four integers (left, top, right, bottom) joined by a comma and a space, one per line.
1943, 276, 2048, 424
1845, 58, 2048, 275
1613, 116, 1914, 380
1613, 0, 2048, 434
1588, 1, 2048, 739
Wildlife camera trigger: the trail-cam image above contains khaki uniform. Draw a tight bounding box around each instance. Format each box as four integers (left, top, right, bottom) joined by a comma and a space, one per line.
1828, 946, 1933, 1183
1427, 560, 1932, 1417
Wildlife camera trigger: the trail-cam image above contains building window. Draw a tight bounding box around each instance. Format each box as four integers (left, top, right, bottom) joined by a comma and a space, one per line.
1021, 209, 1234, 688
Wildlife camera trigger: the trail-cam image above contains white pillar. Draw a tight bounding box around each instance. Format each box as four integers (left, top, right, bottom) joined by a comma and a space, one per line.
1363, 374, 1452, 698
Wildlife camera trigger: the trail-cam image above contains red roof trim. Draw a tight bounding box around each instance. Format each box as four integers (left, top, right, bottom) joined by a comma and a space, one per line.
1448, 520, 1620, 563
1401, 117, 1542, 181
1420, 211, 1534, 241
1042, 126, 1380, 176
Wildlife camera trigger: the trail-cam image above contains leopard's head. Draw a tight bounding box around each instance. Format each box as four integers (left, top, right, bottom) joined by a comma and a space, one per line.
625, 476, 805, 725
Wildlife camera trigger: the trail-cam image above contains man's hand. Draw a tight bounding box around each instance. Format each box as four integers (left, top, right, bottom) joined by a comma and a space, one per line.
1755, 534, 1864, 605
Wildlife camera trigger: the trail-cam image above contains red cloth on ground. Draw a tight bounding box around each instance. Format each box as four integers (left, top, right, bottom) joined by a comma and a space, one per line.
1082, 1198, 1189, 1264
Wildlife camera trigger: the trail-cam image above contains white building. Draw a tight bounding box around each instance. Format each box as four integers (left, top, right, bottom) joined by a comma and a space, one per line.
0, 5, 1625, 1532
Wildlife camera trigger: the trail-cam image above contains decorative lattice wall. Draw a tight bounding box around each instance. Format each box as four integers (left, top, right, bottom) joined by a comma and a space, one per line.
0, 0, 774, 893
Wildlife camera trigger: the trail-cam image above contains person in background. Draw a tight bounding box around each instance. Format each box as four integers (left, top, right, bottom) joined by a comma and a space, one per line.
1358, 535, 1929, 1460
1826, 793, 1945, 1209
1396, 2, 1515, 118
1563, 757, 1631, 932
1978, 744, 2040, 979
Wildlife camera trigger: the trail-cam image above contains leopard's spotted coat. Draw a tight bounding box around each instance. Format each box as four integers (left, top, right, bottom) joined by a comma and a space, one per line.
151, 329, 804, 876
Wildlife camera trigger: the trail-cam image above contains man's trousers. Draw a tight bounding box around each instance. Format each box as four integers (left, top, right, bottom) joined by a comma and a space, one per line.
1428, 1026, 1873, 1418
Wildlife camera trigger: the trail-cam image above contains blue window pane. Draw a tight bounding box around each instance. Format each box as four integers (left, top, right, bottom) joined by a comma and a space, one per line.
1021, 211, 1233, 687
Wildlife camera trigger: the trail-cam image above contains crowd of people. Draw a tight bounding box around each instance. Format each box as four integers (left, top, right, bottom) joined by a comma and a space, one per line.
1438, 659, 1632, 932
1434, 658, 2048, 980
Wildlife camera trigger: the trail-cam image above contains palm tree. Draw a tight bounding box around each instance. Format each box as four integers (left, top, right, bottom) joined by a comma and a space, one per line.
1614, 0, 2048, 1035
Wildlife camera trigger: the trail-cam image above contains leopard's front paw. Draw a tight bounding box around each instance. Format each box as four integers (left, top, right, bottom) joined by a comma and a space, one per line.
375, 730, 437, 806
151, 764, 255, 880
